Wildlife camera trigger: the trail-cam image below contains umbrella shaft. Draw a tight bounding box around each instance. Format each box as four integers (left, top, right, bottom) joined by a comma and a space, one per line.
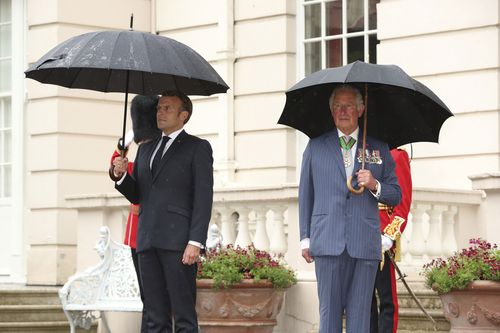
121, 70, 131, 151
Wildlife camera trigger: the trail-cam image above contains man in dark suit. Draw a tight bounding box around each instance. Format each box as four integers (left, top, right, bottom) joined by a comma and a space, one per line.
112, 90, 213, 333
299, 84, 401, 333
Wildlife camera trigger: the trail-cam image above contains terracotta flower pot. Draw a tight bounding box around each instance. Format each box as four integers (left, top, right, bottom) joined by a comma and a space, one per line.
439, 280, 500, 332
196, 279, 286, 333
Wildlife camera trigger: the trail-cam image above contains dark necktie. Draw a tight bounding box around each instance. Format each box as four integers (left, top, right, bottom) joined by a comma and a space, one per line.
151, 136, 170, 175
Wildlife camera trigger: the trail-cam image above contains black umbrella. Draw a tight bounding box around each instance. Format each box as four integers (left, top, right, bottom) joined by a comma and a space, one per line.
278, 61, 453, 149
25, 17, 229, 150
278, 61, 453, 193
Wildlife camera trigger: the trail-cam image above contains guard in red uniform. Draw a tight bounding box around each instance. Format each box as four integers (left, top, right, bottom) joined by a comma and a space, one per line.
370, 148, 412, 333
109, 94, 159, 333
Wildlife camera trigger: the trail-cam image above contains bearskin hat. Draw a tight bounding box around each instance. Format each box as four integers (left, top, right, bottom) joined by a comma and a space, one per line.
131, 95, 161, 144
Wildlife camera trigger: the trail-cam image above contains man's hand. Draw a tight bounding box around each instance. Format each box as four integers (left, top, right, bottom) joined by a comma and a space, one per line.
356, 169, 377, 191
302, 248, 314, 263
182, 244, 200, 265
112, 156, 128, 178
381, 234, 394, 252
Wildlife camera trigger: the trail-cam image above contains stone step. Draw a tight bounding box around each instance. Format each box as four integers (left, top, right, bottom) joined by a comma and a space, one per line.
0, 285, 61, 305
0, 305, 67, 323
0, 284, 97, 333
397, 307, 450, 331
0, 321, 97, 333
398, 291, 443, 310
384, 280, 450, 332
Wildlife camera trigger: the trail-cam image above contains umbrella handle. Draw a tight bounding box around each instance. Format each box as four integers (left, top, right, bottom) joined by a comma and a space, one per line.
108, 142, 129, 181
347, 175, 365, 194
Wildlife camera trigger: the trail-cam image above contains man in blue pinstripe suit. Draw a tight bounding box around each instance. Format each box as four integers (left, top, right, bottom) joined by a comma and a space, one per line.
299, 84, 401, 333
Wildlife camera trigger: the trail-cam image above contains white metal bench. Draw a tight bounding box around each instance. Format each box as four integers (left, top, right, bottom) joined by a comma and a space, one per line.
59, 226, 142, 333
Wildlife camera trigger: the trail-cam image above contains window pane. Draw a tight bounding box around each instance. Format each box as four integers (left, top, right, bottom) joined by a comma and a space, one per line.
326, 39, 342, 68
369, 0, 379, 30
347, 36, 364, 63
0, 58, 11, 92
369, 34, 378, 64
326, 1, 342, 36
3, 96, 10, 126
347, 0, 364, 33
3, 129, 10, 162
0, 0, 11, 22
305, 41, 321, 75
304, 4, 321, 39
4, 164, 11, 197
0, 23, 12, 57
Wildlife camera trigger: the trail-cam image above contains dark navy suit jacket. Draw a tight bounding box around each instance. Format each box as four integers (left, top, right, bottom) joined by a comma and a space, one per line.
116, 130, 213, 253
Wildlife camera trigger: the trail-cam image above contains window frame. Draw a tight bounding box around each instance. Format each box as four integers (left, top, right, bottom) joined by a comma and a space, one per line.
0, 0, 13, 203
298, 0, 378, 77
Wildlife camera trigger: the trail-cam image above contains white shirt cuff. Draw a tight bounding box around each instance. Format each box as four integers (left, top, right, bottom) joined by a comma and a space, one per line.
300, 238, 310, 250
188, 240, 203, 248
370, 180, 381, 199
116, 172, 127, 185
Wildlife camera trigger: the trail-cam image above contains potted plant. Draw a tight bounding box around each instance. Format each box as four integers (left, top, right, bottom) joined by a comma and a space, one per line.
421, 238, 500, 332
195, 244, 297, 333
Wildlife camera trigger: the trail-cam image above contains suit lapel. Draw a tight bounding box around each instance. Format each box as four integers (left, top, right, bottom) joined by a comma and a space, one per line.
323, 130, 346, 178
151, 130, 188, 183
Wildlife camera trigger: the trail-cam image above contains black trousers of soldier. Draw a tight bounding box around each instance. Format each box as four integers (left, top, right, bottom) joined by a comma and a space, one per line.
370, 251, 398, 333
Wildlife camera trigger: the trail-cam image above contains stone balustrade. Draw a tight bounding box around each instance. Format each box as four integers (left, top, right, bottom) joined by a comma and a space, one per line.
66, 184, 484, 274
398, 187, 484, 273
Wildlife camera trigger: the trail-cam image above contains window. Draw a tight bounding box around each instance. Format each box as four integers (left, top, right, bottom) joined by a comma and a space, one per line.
301, 0, 380, 75
0, 0, 12, 199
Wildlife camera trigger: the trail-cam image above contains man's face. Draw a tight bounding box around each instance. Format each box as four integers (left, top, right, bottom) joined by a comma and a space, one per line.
330, 90, 364, 135
156, 96, 188, 135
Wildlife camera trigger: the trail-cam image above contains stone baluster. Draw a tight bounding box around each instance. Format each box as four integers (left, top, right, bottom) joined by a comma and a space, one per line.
426, 205, 442, 257
269, 205, 287, 256
400, 219, 411, 260
441, 206, 458, 256
234, 207, 252, 248
218, 206, 236, 246
253, 206, 270, 251
409, 205, 426, 261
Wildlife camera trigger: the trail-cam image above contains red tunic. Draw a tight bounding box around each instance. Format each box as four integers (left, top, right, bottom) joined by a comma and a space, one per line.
111, 150, 139, 249
379, 149, 412, 236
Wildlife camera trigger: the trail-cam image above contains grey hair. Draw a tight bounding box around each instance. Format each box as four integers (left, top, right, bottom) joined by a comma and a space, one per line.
329, 84, 364, 109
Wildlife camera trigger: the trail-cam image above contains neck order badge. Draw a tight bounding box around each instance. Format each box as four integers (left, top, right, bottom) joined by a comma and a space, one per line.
339, 136, 356, 168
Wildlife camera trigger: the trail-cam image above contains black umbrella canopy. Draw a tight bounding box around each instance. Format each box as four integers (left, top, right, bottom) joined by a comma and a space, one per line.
25, 30, 229, 96
278, 61, 453, 149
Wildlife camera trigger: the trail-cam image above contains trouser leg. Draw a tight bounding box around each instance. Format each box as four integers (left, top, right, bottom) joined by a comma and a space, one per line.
345, 256, 378, 333
132, 248, 148, 333
156, 248, 198, 333
314, 255, 345, 333
138, 249, 173, 333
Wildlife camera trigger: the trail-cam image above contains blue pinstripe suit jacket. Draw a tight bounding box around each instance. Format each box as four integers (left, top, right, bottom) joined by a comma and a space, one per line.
299, 129, 401, 260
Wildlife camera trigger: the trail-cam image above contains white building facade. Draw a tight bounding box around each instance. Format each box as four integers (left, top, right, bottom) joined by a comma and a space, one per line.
1, 0, 499, 331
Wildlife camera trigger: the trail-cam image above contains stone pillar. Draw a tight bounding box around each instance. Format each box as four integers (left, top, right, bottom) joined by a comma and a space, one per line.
214, 0, 236, 184
469, 172, 500, 245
